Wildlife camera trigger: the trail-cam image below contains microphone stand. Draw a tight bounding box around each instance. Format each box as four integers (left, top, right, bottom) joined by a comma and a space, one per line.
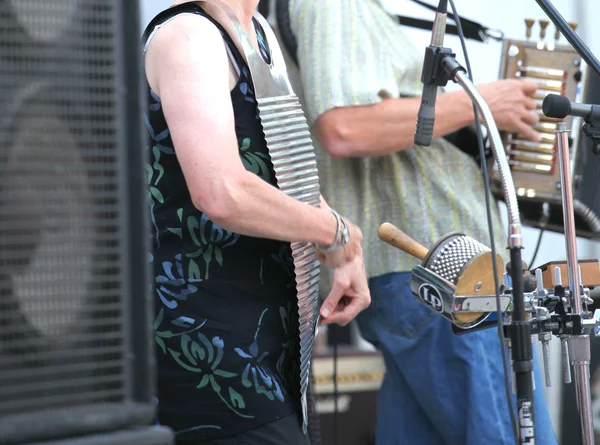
421, 43, 533, 441
412, 3, 600, 440
451, 66, 534, 445
419, 4, 600, 443
535, 2, 600, 444
556, 122, 594, 445
414, 3, 532, 441
409, 2, 600, 443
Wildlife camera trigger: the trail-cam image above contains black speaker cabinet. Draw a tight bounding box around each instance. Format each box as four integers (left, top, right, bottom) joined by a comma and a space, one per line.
26, 427, 173, 445
0, 1, 167, 444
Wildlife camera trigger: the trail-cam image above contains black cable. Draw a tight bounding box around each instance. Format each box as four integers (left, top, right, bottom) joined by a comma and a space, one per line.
257, 0, 270, 17
529, 229, 545, 269
307, 361, 323, 445
447, 1, 519, 443
535, 0, 600, 78
333, 339, 339, 445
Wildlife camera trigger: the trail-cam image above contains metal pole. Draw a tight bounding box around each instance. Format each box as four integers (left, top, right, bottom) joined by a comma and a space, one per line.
556, 123, 582, 311
556, 122, 594, 445
451, 68, 534, 445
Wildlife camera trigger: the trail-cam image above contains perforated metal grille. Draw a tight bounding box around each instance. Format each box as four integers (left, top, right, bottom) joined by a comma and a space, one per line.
425, 235, 489, 284
0, 0, 127, 416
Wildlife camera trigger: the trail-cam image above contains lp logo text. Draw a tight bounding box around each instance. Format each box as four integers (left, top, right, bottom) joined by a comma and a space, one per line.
418, 284, 444, 313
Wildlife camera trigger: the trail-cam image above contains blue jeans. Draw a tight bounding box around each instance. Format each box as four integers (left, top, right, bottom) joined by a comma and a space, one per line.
356, 272, 558, 445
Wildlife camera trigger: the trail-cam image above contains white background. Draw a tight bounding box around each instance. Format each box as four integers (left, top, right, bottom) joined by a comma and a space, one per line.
140, 0, 600, 437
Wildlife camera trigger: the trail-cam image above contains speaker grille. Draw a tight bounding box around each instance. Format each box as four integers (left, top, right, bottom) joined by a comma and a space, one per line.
0, 0, 131, 418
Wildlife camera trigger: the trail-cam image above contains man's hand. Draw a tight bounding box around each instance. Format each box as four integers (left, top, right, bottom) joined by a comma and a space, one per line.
319, 255, 371, 326
477, 79, 541, 142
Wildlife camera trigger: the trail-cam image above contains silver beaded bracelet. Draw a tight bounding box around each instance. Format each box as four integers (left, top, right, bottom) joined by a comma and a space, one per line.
317, 208, 350, 253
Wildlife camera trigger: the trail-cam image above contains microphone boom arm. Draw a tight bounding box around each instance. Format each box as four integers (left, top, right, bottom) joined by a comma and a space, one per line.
448, 66, 522, 247
438, 54, 534, 445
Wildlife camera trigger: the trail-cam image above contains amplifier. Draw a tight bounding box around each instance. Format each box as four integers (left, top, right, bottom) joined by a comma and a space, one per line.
313, 349, 384, 445
0, 1, 170, 444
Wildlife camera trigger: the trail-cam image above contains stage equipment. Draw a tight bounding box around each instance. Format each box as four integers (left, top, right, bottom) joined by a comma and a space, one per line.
488, 18, 600, 240
393, 0, 600, 442
382, 52, 600, 445
312, 350, 383, 445
378, 223, 507, 329
20, 428, 173, 445
522, 2, 600, 441
561, 328, 600, 444
411, 2, 534, 439
0, 1, 171, 444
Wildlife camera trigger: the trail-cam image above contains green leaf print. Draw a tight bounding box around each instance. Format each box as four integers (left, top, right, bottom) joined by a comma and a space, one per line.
242, 153, 271, 182
185, 214, 239, 280
150, 186, 164, 203
152, 146, 165, 185
215, 246, 223, 266
187, 249, 205, 259
145, 164, 153, 185
182, 333, 205, 365
189, 259, 202, 282
240, 138, 251, 151
229, 387, 246, 409
197, 333, 214, 364
168, 348, 202, 373
202, 244, 214, 278
187, 216, 203, 247
154, 308, 164, 330
214, 369, 237, 378
155, 337, 167, 354
209, 374, 222, 392
239, 137, 272, 182
197, 374, 210, 389
160, 328, 253, 418
211, 337, 225, 371
156, 330, 175, 339
242, 363, 252, 388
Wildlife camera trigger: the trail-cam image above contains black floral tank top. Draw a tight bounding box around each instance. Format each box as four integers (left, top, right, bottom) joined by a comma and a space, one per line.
143, 4, 301, 442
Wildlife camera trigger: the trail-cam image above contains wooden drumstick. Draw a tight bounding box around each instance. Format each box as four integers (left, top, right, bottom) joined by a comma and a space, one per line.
378, 222, 428, 260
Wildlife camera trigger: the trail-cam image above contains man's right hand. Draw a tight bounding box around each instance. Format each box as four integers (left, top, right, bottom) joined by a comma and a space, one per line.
477, 79, 542, 142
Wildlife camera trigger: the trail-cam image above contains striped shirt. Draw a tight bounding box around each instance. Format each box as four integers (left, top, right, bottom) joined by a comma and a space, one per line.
289, 0, 507, 278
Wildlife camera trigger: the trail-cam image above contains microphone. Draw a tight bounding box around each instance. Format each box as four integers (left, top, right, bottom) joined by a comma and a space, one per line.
414, 0, 449, 146
505, 260, 538, 293
505, 260, 528, 276
542, 93, 600, 121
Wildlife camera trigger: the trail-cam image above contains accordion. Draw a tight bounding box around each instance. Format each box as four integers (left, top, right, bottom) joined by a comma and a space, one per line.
488, 20, 600, 239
